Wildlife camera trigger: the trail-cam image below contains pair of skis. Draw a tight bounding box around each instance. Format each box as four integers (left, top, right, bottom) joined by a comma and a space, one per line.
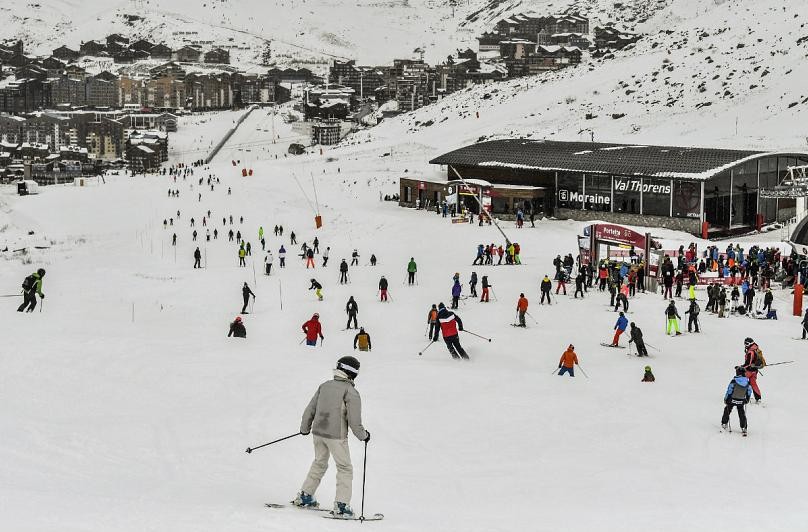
265, 503, 384, 521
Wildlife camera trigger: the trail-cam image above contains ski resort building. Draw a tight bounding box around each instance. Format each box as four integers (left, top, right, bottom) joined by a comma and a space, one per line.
428, 139, 808, 236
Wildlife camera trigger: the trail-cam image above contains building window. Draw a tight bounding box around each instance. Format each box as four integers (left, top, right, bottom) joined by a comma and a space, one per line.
672, 180, 701, 219
584, 174, 611, 212
556, 172, 583, 209
403, 186, 411, 203
641, 178, 673, 217
705, 171, 731, 227
613, 175, 640, 214
759, 157, 778, 223
732, 161, 758, 227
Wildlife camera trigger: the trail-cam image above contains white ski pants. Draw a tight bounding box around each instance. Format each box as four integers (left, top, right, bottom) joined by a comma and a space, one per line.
301, 436, 353, 504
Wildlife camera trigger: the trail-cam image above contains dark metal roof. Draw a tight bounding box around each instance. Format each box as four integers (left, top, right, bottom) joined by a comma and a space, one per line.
429, 139, 783, 180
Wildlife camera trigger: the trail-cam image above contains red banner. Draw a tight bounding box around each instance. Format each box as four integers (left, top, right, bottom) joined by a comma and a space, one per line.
593, 224, 646, 248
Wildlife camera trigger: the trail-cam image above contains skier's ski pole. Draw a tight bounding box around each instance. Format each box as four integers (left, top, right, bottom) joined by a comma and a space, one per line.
0, 294, 22, 297
576, 363, 589, 379
245, 432, 302, 453
299, 337, 306, 345
759, 361, 795, 367
461, 329, 492, 342
644, 342, 661, 352
418, 339, 435, 356
550, 366, 560, 375
359, 439, 368, 522
525, 311, 539, 324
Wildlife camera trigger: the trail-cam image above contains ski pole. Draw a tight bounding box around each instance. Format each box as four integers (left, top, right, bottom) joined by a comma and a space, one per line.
461, 329, 492, 342
359, 439, 368, 522
418, 339, 435, 356
299, 337, 306, 345
550, 366, 560, 375
0, 294, 22, 297
644, 342, 661, 352
575, 363, 589, 379
246, 432, 302, 453
525, 311, 539, 324
759, 361, 795, 367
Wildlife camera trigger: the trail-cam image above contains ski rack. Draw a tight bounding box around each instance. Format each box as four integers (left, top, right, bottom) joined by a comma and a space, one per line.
759, 165, 808, 198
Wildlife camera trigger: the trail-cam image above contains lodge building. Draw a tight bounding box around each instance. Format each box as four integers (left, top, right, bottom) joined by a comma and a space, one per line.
420, 139, 808, 235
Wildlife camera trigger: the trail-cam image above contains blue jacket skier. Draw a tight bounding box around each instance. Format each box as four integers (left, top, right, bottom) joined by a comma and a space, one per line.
721, 366, 752, 434
610, 312, 628, 346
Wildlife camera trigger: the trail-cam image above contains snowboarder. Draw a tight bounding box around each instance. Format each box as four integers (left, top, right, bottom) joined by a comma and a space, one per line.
558, 344, 578, 377
345, 296, 358, 329
540, 275, 552, 304
450, 277, 462, 309
685, 299, 700, 333
721, 366, 752, 435
295, 356, 369, 518
265, 251, 274, 275
480, 275, 492, 302
516, 293, 528, 327
427, 304, 438, 337
628, 322, 648, 357
228, 316, 246, 338
301, 313, 324, 346
279, 245, 286, 268
322, 247, 330, 267
194, 247, 202, 268
665, 300, 682, 336
309, 279, 323, 301
432, 302, 469, 360
641, 366, 655, 382
407, 257, 417, 285
241, 282, 255, 314
742, 337, 764, 403
611, 312, 629, 346
353, 328, 371, 352
17, 268, 45, 313
469, 272, 478, 298
339, 259, 349, 284
378, 276, 388, 302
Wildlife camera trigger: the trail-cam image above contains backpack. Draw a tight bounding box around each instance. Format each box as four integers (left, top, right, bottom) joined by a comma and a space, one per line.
22, 274, 36, 291
730, 380, 750, 403
752, 348, 767, 367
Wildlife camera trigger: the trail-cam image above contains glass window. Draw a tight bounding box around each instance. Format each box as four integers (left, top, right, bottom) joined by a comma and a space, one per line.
641, 178, 672, 216
705, 171, 731, 227
556, 172, 583, 209
759, 157, 777, 223
732, 162, 758, 227
613, 175, 639, 214
584, 174, 612, 212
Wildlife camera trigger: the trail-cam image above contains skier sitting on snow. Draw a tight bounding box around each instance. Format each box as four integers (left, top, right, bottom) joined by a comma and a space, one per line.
611, 312, 629, 346
628, 322, 648, 357
433, 302, 469, 360
721, 366, 752, 435
295, 356, 369, 518
228, 316, 246, 338
642, 366, 655, 382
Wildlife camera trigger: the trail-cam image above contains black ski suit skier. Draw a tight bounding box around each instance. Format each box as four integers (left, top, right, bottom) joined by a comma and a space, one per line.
628, 322, 648, 357
433, 302, 469, 360
469, 272, 478, 298
802, 308, 808, 339
574, 272, 585, 298
17, 269, 45, 312
228, 316, 246, 338
685, 299, 700, 333
241, 282, 255, 314
346, 296, 358, 329
350, 250, 359, 266
540, 275, 552, 304
194, 247, 202, 268
339, 260, 349, 284
721, 366, 752, 434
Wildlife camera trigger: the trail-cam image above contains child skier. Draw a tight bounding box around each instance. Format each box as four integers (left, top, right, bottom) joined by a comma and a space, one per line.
721, 366, 752, 434
641, 366, 655, 382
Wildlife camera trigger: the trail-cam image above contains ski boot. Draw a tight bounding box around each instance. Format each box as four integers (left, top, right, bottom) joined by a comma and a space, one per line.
721, 423, 728, 431
331, 502, 354, 519
293, 491, 318, 508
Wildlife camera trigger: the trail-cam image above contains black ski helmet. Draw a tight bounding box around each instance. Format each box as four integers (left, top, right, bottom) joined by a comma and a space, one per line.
735, 366, 745, 376
336, 356, 360, 380
37, 268, 45, 276
744, 337, 754, 348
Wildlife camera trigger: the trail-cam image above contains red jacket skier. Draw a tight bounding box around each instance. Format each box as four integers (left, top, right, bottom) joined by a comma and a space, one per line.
302, 314, 324, 346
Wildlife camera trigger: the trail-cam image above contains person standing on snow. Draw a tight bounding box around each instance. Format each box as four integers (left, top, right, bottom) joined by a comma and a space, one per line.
17, 268, 45, 313
353, 328, 371, 352
558, 344, 578, 377
450, 277, 462, 309
378, 276, 389, 302
345, 296, 358, 329
339, 259, 349, 284
614, 284, 629, 312
306, 248, 315, 269
265, 251, 274, 275
611, 311, 629, 346
432, 302, 469, 360
322, 246, 330, 267
313, 237, 319, 254
279, 245, 286, 268
685, 299, 700, 333
742, 337, 765, 403
574, 270, 585, 298
469, 272, 478, 298
721, 366, 752, 435
538, 274, 552, 304
480, 275, 492, 302
294, 356, 369, 518
290, 231, 297, 245
665, 300, 682, 336
228, 316, 246, 338
628, 322, 648, 357
241, 282, 255, 314
407, 257, 417, 285
801, 308, 808, 339
350, 250, 360, 266
555, 270, 567, 295
516, 293, 528, 327
427, 304, 439, 337
309, 278, 324, 301
194, 247, 202, 269
238, 246, 247, 267
301, 313, 324, 346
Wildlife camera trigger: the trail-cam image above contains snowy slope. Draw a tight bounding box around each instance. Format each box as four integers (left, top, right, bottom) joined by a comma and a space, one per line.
1, 107, 806, 532
348, 0, 808, 168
